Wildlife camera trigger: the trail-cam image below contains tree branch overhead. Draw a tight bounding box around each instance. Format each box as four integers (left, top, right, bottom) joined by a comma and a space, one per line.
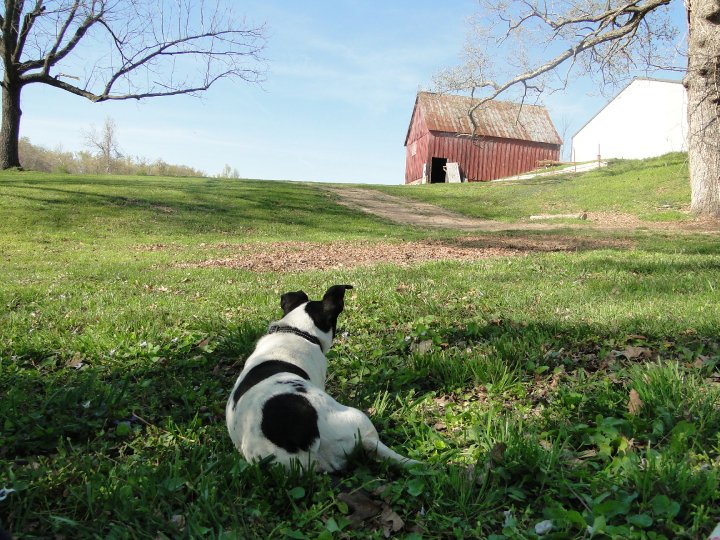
435, 0, 720, 216
0, 0, 267, 168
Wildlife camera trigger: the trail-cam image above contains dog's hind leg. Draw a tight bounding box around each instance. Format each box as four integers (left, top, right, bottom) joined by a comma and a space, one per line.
364, 438, 420, 467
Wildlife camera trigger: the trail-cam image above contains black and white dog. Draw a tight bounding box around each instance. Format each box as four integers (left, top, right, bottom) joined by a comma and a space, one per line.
226, 284, 417, 471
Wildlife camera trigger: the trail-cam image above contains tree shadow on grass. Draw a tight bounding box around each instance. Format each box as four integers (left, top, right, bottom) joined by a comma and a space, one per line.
0, 321, 265, 459
343, 316, 720, 403
1, 179, 409, 239
4, 314, 720, 538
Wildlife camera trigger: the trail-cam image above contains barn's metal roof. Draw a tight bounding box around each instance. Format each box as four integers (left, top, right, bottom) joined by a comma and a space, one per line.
409, 92, 562, 146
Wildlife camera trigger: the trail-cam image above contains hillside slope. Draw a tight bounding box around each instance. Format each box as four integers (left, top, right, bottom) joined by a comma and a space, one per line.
0, 172, 417, 245
374, 153, 690, 222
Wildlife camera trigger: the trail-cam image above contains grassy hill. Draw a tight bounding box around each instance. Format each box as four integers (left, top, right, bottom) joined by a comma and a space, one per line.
375, 153, 691, 222
2, 158, 720, 539
0, 171, 418, 244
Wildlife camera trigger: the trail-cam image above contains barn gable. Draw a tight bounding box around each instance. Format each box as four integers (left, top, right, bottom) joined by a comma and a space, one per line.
404, 92, 562, 184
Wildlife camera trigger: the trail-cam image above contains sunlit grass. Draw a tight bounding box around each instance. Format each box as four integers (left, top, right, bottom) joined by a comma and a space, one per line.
2, 163, 720, 538
372, 153, 690, 221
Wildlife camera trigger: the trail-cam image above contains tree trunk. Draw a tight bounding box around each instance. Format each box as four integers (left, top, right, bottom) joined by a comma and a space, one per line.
0, 80, 23, 169
686, 0, 720, 216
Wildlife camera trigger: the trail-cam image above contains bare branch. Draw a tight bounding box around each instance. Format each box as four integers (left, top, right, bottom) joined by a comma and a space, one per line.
12, 0, 44, 62
22, 68, 244, 102
436, 0, 674, 136
5, 0, 266, 97
41, 0, 81, 75
0, 0, 267, 169
98, 27, 264, 98
18, 2, 105, 73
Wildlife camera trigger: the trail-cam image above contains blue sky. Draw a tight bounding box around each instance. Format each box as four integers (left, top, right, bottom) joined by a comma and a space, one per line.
20, 0, 688, 184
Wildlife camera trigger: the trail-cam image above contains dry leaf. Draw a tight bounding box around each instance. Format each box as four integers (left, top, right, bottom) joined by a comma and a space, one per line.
66, 352, 84, 369
337, 490, 406, 536
170, 514, 185, 529
539, 439, 553, 450
410, 340, 432, 355
628, 389, 643, 415
693, 355, 710, 369
380, 506, 404, 537
577, 449, 599, 459
614, 346, 651, 359
489, 442, 507, 465
337, 491, 382, 528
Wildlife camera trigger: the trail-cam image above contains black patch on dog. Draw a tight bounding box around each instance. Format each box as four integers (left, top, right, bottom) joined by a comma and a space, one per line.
261, 393, 319, 453
281, 290, 309, 316
305, 284, 353, 336
232, 360, 310, 406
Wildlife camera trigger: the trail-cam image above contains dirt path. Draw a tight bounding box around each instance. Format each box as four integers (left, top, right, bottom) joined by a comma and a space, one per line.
325, 186, 720, 233
327, 187, 555, 232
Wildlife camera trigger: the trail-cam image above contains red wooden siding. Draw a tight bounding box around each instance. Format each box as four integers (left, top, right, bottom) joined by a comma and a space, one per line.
405, 105, 430, 183
404, 92, 562, 184
406, 132, 559, 183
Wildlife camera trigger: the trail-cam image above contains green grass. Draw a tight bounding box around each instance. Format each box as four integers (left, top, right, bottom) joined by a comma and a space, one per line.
372, 153, 691, 221
0, 171, 428, 245
2, 162, 720, 539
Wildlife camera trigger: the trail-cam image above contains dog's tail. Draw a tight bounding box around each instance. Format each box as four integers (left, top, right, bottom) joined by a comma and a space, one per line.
365, 439, 420, 467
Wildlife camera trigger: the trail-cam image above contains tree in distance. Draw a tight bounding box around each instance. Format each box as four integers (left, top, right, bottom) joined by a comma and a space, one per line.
0, 0, 266, 170
436, 0, 719, 216
83, 116, 121, 174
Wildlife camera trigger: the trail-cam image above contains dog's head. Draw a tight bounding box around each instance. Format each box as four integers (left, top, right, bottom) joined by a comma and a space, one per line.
278, 285, 353, 347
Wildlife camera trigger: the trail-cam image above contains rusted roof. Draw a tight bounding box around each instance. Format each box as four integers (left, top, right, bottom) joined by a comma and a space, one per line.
407, 92, 562, 146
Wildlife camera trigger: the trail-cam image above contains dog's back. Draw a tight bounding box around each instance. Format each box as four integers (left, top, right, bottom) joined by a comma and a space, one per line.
226, 285, 417, 471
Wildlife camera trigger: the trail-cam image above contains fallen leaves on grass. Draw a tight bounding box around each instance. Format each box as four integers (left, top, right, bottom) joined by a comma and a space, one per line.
337, 489, 405, 536
180, 240, 521, 273
409, 340, 433, 355
628, 389, 644, 415
66, 352, 85, 370
172, 235, 633, 273
614, 346, 653, 360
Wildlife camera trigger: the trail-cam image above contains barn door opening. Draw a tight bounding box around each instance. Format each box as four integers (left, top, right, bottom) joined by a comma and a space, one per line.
430, 157, 447, 183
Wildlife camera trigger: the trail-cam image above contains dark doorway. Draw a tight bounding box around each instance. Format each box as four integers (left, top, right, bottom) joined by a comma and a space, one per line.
430, 157, 447, 183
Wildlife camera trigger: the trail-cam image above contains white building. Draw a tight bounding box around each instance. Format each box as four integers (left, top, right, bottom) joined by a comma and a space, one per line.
571, 78, 688, 162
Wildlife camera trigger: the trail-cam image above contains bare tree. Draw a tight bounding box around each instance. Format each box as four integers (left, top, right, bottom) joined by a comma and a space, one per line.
556, 115, 573, 161
0, 0, 266, 169
435, 0, 719, 216
83, 116, 120, 173
217, 163, 240, 178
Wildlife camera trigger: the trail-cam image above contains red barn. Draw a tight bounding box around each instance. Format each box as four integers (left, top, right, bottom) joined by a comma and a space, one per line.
405, 92, 562, 184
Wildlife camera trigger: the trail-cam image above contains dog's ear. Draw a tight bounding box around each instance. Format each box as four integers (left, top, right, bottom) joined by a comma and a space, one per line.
304, 285, 353, 334
322, 284, 353, 320
280, 290, 309, 316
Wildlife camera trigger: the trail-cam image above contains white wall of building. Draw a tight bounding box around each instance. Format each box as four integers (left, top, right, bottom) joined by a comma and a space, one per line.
571, 78, 687, 162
